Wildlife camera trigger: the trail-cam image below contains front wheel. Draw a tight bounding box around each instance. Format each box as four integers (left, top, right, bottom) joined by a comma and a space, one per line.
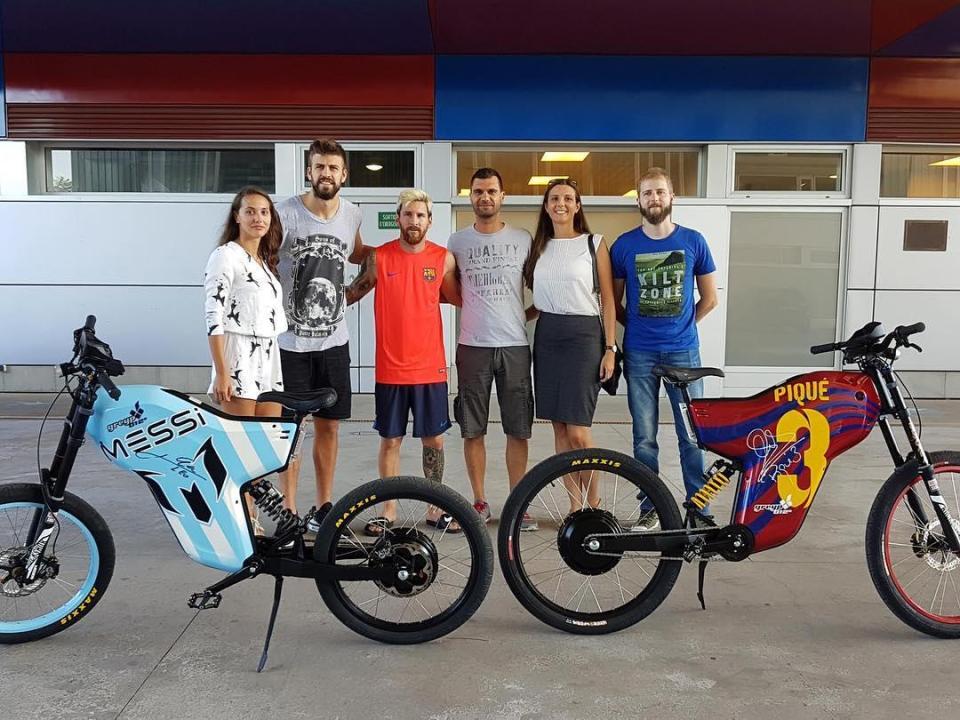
866, 451, 960, 637
0, 483, 115, 643
313, 476, 493, 644
498, 448, 683, 634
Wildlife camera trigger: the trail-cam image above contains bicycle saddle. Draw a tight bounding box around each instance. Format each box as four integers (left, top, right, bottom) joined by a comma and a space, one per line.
652, 365, 725, 384
257, 388, 338, 414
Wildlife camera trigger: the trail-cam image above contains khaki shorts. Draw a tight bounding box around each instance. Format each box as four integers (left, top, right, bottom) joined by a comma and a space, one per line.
453, 344, 533, 439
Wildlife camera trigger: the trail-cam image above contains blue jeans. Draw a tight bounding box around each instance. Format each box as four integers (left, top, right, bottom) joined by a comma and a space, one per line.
625, 349, 706, 509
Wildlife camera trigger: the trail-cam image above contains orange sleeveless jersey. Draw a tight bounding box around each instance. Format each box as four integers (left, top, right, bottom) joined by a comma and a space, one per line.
374, 239, 448, 384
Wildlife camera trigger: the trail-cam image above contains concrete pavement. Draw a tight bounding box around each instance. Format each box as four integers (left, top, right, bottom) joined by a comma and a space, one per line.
2, 394, 960, 720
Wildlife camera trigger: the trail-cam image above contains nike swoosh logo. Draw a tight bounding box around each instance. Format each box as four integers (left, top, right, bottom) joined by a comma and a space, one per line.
387, 271, 400, 277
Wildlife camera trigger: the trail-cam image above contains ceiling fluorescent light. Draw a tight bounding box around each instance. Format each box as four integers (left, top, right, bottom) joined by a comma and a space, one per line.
365, 163, 384, 171
458, 188, 470, 196
622, 189, 638, 198
930, 156, 960, 167
541, 151, 590, 162
528, 175, 569, 186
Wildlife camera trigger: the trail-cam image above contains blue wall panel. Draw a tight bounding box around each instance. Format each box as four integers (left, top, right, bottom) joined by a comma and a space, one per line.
436, 56, 869, 142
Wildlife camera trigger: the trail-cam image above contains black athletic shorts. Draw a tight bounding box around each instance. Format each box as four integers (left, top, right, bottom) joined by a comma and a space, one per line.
279, 343, 352, 420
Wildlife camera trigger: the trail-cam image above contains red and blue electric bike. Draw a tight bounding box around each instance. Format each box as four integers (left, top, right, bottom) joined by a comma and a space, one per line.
498, 321, 960, 637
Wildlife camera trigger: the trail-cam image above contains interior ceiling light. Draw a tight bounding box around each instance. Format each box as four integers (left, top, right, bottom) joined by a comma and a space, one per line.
458, 188, 470, 196
541, 151, 590, 162
622, 189, 638, 198
365, 163, 384, 171
930, 156, 960, 166
829, 174, 838, 179
528, 175, 569, 186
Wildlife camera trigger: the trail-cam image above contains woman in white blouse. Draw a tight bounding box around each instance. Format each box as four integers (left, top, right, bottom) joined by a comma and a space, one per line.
522, 179, 616, 513
204, 187, 287, 420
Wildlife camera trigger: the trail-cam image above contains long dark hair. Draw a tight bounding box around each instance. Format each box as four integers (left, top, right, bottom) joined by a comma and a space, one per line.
217, 186, 283, 276
522, 179, 591, 289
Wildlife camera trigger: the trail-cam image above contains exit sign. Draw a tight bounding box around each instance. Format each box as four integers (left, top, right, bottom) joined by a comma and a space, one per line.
378, 212, 398, 230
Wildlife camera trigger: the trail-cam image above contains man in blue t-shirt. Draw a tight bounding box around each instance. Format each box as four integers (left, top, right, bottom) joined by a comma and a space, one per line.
611, 168, 718, 528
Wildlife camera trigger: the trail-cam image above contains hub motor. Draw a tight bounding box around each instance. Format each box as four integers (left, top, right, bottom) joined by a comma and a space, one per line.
369, 528, 439, 598
557, 509, 623, 575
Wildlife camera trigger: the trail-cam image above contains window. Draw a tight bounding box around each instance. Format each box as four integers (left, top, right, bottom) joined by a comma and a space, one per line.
881, 151, 960, 198
44, 147, 275, 193
726, 211, 843, 368
903, 220, 948, 252
733, 151, 844, 193
300, 148, 415, 191
455, 148, 701, 198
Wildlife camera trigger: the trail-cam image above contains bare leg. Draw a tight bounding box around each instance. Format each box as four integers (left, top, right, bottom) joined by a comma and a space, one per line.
422, 436, 457, 529
221, 398, 281, 529
377, 436, 403, 523
311, 417, 338, 506
505, 435, 528, 492
463, 435, 486, 502
565, 424, 599, 510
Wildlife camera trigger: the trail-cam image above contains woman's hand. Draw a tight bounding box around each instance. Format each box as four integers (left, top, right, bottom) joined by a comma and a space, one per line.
600, 349, 615, 381
212, 372, 234, 404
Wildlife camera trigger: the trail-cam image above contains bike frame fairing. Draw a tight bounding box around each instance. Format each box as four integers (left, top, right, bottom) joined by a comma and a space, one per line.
85, 386, 299, 572
689, 371, 882, 552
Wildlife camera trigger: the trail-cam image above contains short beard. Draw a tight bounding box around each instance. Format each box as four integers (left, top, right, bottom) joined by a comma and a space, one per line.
401, 228, 425, 245
640, 202, 671, 225
311, 179, 341, 201
472, 203, 499, 219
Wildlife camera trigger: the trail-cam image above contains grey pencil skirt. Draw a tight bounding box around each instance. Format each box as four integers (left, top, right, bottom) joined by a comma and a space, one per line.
533, 311, 602, 427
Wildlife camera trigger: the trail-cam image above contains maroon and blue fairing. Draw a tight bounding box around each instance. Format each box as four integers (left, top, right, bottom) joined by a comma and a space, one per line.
689, 371, 881, 552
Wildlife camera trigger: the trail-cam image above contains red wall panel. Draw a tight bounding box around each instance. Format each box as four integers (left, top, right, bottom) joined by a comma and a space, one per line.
870, 58, 960, 108
4, 54, 435, 106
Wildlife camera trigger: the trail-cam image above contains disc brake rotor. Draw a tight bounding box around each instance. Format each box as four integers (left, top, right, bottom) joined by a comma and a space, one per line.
0, 547, 52, 597
913, 519, 960, 571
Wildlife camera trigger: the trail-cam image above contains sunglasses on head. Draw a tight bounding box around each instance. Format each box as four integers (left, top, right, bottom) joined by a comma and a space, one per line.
546, 178, 578, 188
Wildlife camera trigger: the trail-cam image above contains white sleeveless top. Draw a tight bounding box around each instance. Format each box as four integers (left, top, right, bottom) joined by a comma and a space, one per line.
532, 233, 602, 316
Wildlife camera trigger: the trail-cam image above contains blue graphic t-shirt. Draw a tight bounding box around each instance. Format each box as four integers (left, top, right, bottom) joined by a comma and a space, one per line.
610, 224, 716, 352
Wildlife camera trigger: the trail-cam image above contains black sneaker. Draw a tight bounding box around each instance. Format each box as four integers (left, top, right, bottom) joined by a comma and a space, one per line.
305, 502, 332, 535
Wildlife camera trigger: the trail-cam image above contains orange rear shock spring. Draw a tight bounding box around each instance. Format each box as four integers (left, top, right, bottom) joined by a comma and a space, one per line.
690, 459, 737, 510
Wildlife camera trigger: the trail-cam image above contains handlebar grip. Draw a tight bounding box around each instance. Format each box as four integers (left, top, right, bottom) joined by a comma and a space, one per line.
810, 342, 838, 355
84, 315, 97, 333
97, 369, 121, 401
898, 322, 925, 336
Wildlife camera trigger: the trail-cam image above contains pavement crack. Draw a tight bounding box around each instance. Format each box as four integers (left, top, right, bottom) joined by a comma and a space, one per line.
114, 610, 202, 719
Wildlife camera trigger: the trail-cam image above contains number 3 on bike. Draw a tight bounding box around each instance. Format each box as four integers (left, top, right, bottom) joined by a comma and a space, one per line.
0, 317, 492, 669
498, 321, 960, 638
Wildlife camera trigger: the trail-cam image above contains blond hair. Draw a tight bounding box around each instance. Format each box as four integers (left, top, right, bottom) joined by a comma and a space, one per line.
396, 188, 433, 217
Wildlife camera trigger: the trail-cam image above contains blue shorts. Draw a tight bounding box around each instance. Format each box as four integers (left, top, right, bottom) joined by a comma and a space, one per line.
374, 382, 451, 439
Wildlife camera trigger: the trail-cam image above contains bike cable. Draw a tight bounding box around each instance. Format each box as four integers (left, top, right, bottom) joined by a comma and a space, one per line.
894, 368, 922, 440
33, 380, 73, 554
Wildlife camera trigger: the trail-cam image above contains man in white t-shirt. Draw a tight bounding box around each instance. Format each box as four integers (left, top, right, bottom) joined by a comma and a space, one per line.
448, 168, 536, 528
275, 138, 372, 529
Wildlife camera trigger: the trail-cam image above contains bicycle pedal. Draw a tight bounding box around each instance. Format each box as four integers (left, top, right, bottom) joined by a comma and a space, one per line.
188, 592, 223, 610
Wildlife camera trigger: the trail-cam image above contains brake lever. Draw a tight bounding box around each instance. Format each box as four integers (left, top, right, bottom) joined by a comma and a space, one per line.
907, 342, 923, 353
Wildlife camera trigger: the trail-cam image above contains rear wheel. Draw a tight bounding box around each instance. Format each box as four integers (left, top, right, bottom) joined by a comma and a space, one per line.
0, 483, 115, 643
498, 449, 683, 634
866, 451, 960, 637
313, 476, 493, 644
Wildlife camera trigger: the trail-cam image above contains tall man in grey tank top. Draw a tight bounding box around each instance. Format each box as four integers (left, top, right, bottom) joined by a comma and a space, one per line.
447, 168, 535, 525
275, 138, 373, 528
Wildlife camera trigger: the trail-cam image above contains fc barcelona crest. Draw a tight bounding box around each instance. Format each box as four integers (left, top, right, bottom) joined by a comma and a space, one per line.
423, 267, 437, 282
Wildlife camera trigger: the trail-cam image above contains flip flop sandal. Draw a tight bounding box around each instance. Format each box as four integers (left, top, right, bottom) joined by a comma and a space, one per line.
363, 516, 395, 537
426, 513, 463, 534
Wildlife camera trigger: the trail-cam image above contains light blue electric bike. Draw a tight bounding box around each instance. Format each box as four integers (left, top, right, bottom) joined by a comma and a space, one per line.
0, 317, 492, 669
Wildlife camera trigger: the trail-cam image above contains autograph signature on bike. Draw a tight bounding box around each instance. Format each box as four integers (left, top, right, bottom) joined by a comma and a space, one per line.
746, 428, 803, 485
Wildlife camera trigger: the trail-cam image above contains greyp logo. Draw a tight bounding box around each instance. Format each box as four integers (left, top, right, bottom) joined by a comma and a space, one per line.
107, 402, 146, 432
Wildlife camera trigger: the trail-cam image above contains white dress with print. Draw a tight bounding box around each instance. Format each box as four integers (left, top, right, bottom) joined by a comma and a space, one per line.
203, 242, 288, 400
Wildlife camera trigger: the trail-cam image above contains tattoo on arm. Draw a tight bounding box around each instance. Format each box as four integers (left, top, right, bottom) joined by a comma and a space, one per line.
422, 446, 445, 484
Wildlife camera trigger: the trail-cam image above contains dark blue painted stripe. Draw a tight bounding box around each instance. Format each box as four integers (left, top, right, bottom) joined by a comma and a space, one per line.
437, 55, 868, 142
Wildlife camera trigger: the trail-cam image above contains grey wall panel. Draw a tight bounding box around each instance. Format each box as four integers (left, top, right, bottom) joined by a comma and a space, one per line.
1, 285, 206, 365
0, 201, 225, 284
874, 290, 958, 371
876, 206, 960, 290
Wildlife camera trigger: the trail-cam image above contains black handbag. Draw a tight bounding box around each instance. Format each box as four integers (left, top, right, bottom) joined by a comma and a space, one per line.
586, 234, 623, 396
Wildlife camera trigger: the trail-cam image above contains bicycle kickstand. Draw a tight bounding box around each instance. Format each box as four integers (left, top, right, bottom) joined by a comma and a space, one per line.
257, 575, 284, 673
696, 560, 708, 610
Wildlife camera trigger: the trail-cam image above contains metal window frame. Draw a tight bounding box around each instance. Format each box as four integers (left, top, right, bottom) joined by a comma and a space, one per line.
295, 141, 422, 201
728, 144, 850, 199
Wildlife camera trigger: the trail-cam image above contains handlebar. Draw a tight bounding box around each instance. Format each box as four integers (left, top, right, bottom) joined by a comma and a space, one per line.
809, 321, 925, 362
64, 315, 125, 398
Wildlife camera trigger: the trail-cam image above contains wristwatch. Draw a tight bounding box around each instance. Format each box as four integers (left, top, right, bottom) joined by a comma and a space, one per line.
605, 344, 618, 353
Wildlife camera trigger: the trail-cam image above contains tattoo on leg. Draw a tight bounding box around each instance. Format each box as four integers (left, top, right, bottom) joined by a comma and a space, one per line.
423, 446, 445, 484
